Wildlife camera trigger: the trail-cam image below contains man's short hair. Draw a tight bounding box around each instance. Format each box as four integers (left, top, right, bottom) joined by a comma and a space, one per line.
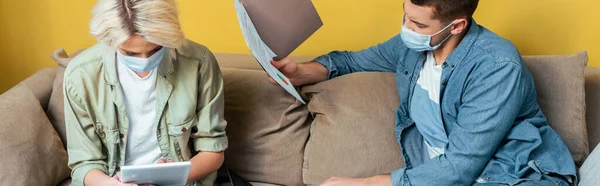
410, 0, 480, 22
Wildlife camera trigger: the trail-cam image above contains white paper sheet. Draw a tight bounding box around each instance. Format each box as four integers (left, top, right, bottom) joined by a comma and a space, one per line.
234, 0, 306, 104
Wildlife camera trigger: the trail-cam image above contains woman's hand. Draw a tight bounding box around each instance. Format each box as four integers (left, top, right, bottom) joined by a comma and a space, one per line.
106, 173, 144, 186
156, 158, 174, 164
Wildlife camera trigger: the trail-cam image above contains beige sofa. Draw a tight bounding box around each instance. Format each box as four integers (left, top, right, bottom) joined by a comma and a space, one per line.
0, 49, 598, 186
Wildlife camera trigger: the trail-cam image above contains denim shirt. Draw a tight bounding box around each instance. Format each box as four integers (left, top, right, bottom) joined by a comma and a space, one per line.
314, 19, 577, 186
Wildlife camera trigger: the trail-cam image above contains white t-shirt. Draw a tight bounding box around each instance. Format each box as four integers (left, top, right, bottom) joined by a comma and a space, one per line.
410, 52, 448, 159
117, 60, 162, 166
412, 53, 489, 184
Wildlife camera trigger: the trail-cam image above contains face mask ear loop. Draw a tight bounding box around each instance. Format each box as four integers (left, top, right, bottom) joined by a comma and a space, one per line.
432, 20, 457, 37
429, 20, 458, 47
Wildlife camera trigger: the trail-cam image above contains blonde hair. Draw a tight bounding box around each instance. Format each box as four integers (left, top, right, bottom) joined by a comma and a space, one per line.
90, 0, 185, 49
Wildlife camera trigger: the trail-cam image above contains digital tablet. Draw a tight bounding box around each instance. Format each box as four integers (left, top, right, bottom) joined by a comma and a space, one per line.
120, 162, 191, 186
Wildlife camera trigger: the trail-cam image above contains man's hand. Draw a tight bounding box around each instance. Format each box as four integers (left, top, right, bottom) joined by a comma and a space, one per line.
318, 175, 392, 186
269, 57, 300, 85
267, 57, 330, 86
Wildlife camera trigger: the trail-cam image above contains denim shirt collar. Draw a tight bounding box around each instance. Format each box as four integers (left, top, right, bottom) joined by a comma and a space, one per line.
444, 18, 480, 68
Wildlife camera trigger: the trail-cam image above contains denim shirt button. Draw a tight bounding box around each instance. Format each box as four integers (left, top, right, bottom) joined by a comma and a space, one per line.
404, 71, 409, 75
450, 64, 456, 69
486, 176, 492, 181
442, 81, 448, 86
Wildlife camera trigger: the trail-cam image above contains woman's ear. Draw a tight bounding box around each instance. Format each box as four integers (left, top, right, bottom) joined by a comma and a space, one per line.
451, 18, 469, 35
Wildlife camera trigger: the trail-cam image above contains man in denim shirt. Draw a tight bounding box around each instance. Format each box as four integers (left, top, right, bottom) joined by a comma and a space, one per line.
269, 0, 577, 185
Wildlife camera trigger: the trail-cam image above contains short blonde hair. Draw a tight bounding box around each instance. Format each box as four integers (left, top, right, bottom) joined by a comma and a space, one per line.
90, 0, 185, 49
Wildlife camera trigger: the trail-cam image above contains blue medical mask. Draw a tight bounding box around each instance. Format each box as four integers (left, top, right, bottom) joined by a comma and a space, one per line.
400, 15, 456, 52
117, 47, 167, 72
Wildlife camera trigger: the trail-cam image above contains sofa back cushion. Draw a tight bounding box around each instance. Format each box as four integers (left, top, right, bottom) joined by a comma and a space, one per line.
221, 68, 311, 186
522, 51, 589, 165
0, 84, 70, 185
20, 68, 57, 110
300, 72, 405, 185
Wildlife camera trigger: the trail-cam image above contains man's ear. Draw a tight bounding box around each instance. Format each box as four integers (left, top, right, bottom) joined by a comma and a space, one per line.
451, 18, 469, 35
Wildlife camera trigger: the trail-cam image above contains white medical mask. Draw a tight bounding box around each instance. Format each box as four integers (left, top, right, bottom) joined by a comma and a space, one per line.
117, 47, 167, 72
400, 15, 456, 52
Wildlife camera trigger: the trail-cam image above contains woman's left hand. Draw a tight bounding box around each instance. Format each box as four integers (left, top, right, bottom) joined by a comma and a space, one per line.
156, 158, 174, 164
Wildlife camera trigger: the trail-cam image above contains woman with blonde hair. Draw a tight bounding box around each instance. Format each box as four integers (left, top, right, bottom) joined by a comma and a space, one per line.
64, 0, 227, 185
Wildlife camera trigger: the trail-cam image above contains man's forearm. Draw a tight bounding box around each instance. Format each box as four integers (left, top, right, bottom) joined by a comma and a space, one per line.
366, 174, 393, 186
186, 151, 225, 184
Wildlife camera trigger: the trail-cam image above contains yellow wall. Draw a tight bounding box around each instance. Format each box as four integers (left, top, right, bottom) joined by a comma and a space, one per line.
1, 0, 599, 93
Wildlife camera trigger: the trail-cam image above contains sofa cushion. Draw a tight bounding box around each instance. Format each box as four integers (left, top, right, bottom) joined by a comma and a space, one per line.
0, 83, 70, 186
20, 68, 57, 110
522, 51, 589, 165
56, 178, 71, 186
300, 72, 404, 185
221, 68, 311, 186
220, 182, 283, 186
215, 53, 315, 70
47, 48, 84, 148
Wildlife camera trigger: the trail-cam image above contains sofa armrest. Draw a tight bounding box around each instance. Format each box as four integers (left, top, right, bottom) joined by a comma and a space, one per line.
585, 67, 600, 151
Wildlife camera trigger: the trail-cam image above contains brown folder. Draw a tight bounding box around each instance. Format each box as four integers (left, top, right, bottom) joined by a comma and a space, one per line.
241, 0, 323, 60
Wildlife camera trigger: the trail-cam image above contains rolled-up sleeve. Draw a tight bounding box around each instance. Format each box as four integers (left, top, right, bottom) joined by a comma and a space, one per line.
192, 49, 228, 152
313, 34, 403, 79
64, 77, 108, 186
391, 168, 407, 186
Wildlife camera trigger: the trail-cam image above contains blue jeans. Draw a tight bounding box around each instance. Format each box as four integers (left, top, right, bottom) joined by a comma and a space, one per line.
579, 143, 600, 186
